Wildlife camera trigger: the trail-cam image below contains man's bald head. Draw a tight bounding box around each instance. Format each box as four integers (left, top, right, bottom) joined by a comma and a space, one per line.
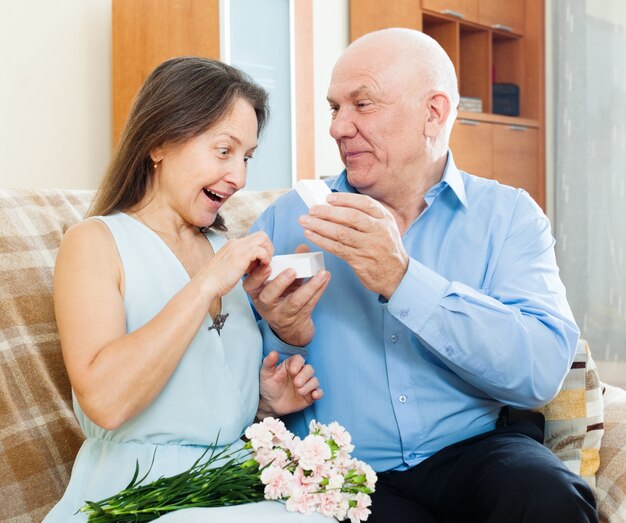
337, 28, 460, 114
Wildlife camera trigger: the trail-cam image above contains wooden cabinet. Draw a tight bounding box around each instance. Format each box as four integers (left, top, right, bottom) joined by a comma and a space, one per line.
492, 123, 540, 202
478, 0, 525, 34
449, 118, 493, 179
450, 117, 541, 204
350, 0, 545, 208
422, 0, 478, 23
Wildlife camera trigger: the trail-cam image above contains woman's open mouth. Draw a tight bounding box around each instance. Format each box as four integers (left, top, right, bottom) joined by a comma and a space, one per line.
203, 188, 225, 203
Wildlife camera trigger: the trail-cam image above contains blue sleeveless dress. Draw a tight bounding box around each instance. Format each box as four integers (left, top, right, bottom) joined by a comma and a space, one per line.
44, 213, 329, 522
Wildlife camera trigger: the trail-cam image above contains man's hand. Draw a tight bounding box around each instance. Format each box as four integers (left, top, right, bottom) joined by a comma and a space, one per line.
243, 250, 330, 347
299, 192, 408, 299
257, 351, 323, 419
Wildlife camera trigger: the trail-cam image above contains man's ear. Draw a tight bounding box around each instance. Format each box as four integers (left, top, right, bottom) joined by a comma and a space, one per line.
424, 92, 451, 138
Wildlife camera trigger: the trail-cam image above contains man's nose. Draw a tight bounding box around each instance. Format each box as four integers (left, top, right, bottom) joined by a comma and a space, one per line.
329, 107, 357, 140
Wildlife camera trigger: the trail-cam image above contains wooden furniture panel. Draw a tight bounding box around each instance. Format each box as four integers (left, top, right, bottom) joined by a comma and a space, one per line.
450, 119, 493, 179
294, 0, 315, 180
421, 0, 478, 23
478, 0, 525, 34
492, 124, 540, 205
112, 0, 220, 143
350, 0, 421, 40
422, 15, 460, 80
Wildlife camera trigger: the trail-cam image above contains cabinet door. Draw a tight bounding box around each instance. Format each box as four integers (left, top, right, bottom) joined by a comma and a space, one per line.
449, 118, 492, 179
422, 0, 478, 23
492, 124, 540, 204
478, 0, 524, 34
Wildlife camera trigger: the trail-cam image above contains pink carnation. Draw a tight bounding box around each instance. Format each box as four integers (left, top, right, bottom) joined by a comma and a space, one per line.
347, 493, 372, 522
285, 484, 317, 515
260, 465, 293, 500
294, 434, 331, 470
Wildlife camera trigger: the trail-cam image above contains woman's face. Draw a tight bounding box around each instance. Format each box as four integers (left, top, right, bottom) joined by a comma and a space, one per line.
153, 97, 259, 228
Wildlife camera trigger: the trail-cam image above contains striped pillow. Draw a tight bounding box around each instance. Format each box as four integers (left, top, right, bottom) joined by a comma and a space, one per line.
537, 339, 604, 490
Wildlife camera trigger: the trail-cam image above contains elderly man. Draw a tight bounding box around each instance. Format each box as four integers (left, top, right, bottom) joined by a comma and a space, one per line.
245, 28, 597, 522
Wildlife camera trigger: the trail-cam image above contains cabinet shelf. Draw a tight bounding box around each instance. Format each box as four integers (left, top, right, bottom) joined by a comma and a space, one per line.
457, 111, 539, 128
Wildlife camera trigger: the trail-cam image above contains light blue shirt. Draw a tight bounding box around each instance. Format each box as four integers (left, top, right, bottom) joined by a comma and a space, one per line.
251, 153, 579, 473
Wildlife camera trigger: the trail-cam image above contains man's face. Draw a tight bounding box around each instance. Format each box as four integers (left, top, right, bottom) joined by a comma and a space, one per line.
326, 49, 427, 200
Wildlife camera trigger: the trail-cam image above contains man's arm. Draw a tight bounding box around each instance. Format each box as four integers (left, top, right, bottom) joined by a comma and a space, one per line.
300, 190, 578, 409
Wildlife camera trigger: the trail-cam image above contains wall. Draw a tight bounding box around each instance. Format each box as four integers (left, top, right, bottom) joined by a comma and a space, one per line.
0, 0, 112, 190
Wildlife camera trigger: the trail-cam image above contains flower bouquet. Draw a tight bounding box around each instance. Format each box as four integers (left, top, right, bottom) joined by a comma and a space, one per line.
81, 418, 377, 522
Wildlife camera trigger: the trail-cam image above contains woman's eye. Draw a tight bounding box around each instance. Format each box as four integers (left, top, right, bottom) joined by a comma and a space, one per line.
244, 154, 254, 164
217, 148, 229, 157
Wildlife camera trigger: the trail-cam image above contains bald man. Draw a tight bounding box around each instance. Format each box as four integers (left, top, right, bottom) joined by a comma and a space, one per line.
247, 28, 597, 522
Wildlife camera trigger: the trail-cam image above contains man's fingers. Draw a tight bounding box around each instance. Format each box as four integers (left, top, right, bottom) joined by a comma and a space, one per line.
285, 354, 305, 375
296, 375, 319, 394
256, 269, 298, 305
282, 271, 331, 312
243, 264, 271, 297
295, 243, 310, 254
262, 350, 280, 371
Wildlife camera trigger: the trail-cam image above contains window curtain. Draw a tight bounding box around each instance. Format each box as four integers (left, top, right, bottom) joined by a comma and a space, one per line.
552, 1, 626, 386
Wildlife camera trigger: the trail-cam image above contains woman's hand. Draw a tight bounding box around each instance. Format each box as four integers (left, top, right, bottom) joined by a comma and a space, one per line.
197, 231, 274, 303
256, 351, 323, 419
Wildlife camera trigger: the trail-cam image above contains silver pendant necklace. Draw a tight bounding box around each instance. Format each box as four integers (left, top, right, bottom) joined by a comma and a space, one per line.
208, 313, 229, 335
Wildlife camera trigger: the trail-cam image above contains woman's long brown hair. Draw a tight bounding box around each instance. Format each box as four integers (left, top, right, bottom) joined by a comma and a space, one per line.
88, 57, 269, 231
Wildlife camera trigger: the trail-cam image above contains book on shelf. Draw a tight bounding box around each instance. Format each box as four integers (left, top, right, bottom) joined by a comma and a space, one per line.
459, 96, 483, 113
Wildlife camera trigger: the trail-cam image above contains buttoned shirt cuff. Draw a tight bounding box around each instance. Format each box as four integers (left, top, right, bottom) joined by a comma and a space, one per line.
259, 320, 309, 360
387, 257, 450, 333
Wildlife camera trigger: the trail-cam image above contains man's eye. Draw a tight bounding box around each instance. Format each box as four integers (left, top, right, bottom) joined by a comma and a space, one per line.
329, 106, 338, 118
357, 101, 371, 109
244, 154, 254, 163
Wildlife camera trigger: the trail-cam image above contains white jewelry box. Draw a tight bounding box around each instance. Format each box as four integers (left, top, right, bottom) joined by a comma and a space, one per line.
268, 252, 325, 280
295, 179, 332, 208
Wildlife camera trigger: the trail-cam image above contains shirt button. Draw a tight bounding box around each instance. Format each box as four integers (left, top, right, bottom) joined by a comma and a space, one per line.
390, 334, 398, 343
400, 311, 408, 319
408, 452, 417, 460
399, 395, 407, 403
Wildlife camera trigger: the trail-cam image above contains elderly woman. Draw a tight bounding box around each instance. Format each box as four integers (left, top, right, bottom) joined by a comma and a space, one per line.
45, 57, 330, 522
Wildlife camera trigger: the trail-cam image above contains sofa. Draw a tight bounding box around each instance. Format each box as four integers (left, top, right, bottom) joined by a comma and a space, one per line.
1, 187, 625, 522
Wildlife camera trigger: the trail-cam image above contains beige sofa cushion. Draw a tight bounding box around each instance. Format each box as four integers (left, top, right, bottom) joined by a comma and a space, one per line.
537, 339, 604, 489
0, 189, 92, 521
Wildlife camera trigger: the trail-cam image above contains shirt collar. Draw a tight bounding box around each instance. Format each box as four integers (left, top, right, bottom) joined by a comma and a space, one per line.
329, 172, 356, 193
328, 151, 468, 208
432, 151, 468, 209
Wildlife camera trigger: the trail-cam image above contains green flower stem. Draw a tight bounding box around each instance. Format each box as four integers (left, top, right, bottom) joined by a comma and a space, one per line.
80, 443, 266, 523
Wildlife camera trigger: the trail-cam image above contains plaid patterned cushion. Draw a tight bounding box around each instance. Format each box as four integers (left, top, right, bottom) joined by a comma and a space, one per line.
0, 188, 92, 521
537, 339, 604, 490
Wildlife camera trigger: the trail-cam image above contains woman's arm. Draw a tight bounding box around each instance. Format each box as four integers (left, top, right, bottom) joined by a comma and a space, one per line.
55, 220, 272, 430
